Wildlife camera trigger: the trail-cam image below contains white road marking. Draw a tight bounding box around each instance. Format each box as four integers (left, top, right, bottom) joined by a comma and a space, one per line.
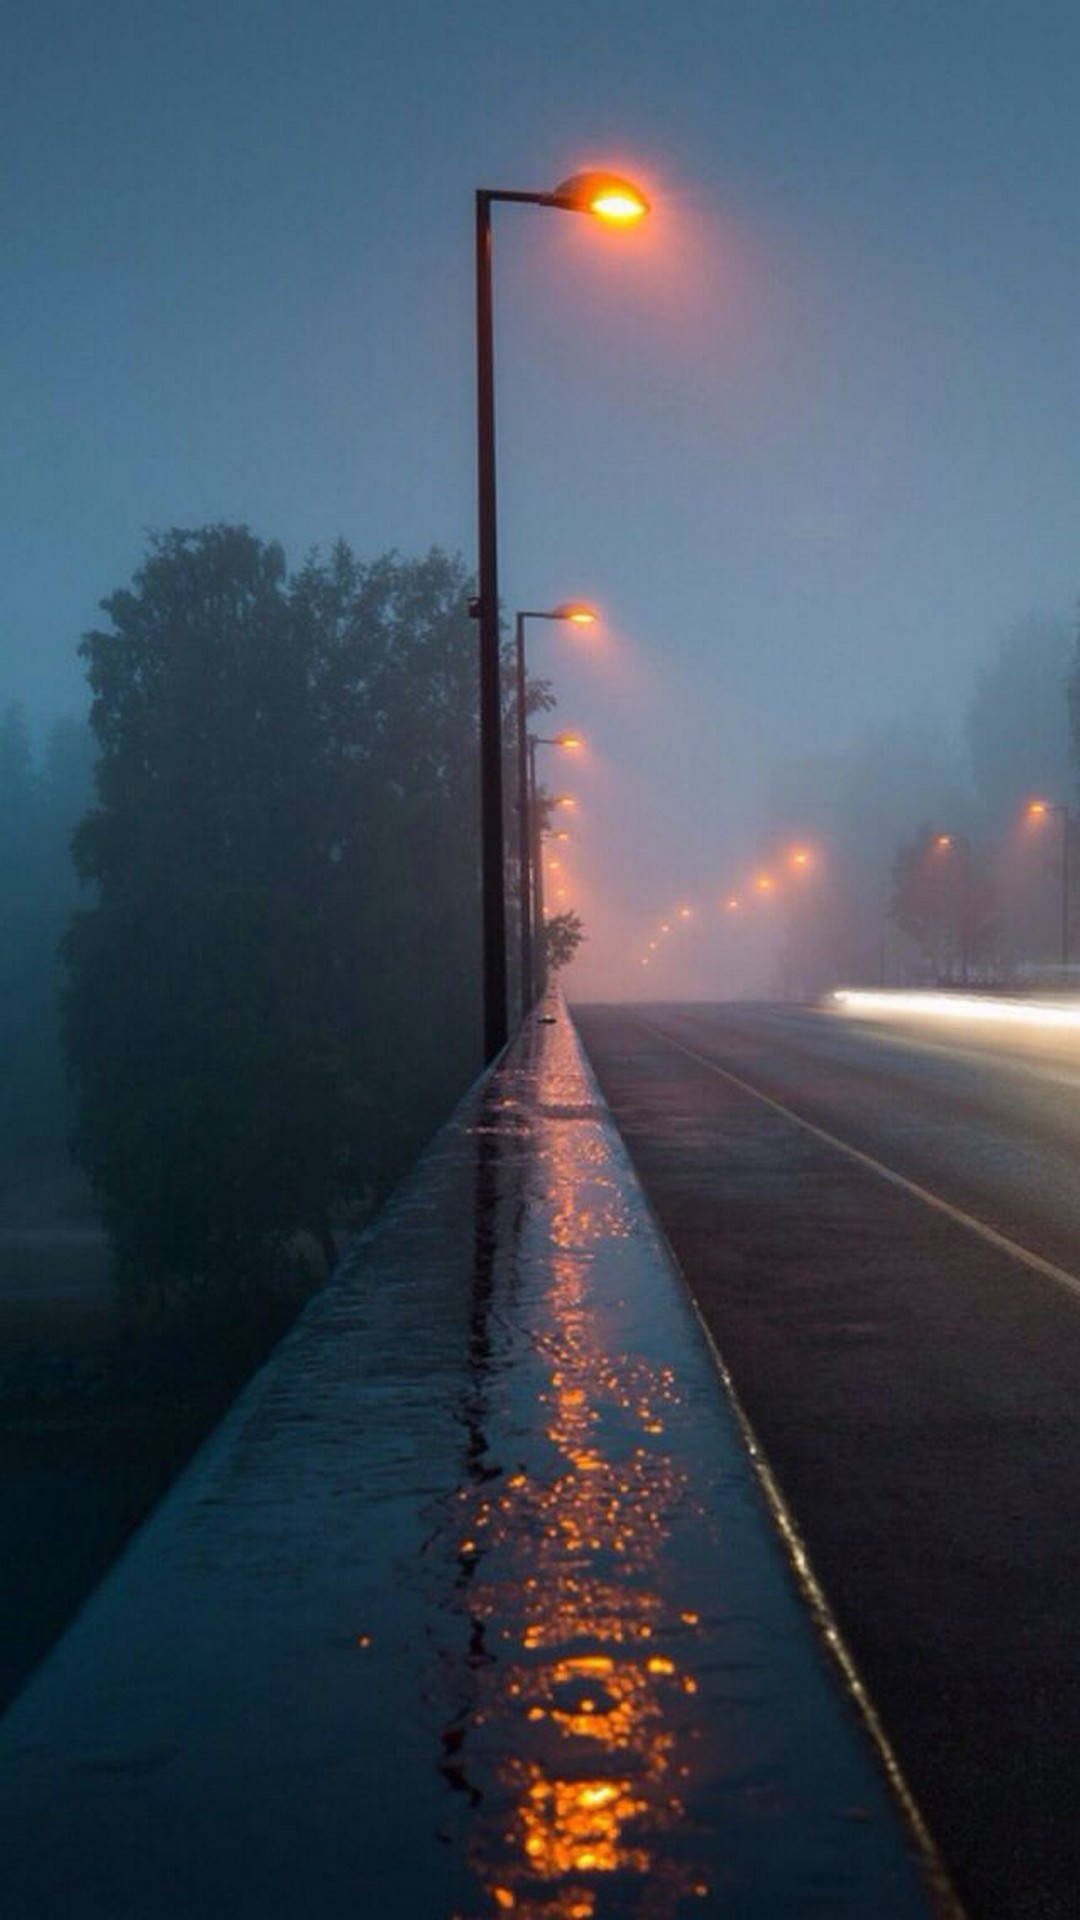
638, 1019, 1080, 1309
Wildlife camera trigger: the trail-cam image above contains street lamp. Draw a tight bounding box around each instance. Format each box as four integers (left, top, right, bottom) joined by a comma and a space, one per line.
474, 171, 648, 1060
1027, 799, 1072, 968
513, 603, 596, 1013
528, 732, 587, 1000
930, 830, 977, 983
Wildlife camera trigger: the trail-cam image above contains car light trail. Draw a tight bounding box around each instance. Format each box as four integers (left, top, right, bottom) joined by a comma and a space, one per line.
831, 989, 1080, 1032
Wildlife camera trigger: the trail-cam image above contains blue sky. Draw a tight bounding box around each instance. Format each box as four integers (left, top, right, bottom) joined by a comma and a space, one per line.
5, 0, 1080, 991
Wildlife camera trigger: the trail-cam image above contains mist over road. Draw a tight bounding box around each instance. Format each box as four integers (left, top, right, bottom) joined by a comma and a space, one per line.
574, 1000, 1080, 1920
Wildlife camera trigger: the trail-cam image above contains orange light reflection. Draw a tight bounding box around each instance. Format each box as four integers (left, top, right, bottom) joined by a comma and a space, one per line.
448, 1085, 705, 1916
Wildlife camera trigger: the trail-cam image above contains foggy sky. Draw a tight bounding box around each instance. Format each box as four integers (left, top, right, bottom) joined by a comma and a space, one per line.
5, 0, 1080, 997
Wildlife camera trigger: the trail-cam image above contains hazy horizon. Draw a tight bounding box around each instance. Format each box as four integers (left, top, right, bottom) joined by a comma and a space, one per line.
6, 0, 1080, 998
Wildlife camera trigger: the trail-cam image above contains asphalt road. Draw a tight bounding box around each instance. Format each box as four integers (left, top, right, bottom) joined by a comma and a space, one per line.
573, 1000, 1080, 1920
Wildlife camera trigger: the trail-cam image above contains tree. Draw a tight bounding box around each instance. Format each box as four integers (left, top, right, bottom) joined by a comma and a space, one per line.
0, 705, 94, 1157
765, 715, 969, 991
288, 539, 482, 1187
889, 827, 996, 982
543, 909, 585, 974
971, 612, 1073, 824
64, 527, 484, 1300
0, 704, 40, 1150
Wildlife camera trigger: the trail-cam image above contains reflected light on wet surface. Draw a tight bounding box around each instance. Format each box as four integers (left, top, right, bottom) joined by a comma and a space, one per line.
441, 1030, 708, 1919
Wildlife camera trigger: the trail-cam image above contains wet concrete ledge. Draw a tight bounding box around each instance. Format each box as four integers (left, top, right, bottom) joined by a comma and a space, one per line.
0, 998, 954, 1918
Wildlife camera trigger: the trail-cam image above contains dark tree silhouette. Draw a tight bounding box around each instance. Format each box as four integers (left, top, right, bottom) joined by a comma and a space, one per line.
543, 909, 585, 974
64, 527, 483, 1299
0, 703, 93, 1156
970, 612, 1073, 824
889, 826, 995, 982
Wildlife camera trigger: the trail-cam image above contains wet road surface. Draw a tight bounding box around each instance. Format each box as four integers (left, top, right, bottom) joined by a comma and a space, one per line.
573, 1000, 1080, 1920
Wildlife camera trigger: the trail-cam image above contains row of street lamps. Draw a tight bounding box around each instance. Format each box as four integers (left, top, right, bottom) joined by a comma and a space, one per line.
514, 605, 594, 1007
632, 803, 1076, 988
930, 801, 1075, 970
637, 848, 818, 970
473, 169, 649, 1058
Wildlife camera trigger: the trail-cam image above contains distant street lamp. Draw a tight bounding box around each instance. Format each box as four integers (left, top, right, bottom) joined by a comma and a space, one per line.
474, 172, 648, 1060
930, 829, 982, 984
1027, 799, 1072, 968
529, 732, 587, 998
514, 604, 596, 1013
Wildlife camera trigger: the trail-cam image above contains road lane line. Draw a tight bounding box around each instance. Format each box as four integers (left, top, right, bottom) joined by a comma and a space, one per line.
637, 1019, 1080, 1309
682, 1293, 965, 1919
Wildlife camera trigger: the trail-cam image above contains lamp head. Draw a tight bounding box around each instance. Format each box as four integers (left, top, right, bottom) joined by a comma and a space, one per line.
552, 601, 598, 626
550, 171, 649, 223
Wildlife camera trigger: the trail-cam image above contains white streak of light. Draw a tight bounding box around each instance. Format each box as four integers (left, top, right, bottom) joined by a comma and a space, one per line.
831, 990, 1080, 1031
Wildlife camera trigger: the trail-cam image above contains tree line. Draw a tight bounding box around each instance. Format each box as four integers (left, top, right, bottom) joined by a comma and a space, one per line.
0, 705, 94, 1159
769, 608, 1080, 992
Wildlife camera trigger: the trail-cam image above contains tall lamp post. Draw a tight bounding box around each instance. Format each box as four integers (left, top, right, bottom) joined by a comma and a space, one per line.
515, 603, 596, 1012
474, 171, 647, 1060
1028, 800, 1072, 968
528, 735, 584, 1000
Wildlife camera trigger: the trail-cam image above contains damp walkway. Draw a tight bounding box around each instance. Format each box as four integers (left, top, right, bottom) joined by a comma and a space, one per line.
0, 1000, 957, 1917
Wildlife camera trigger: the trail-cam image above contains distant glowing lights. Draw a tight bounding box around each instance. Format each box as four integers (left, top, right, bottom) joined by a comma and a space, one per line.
635, 832, 819, 978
